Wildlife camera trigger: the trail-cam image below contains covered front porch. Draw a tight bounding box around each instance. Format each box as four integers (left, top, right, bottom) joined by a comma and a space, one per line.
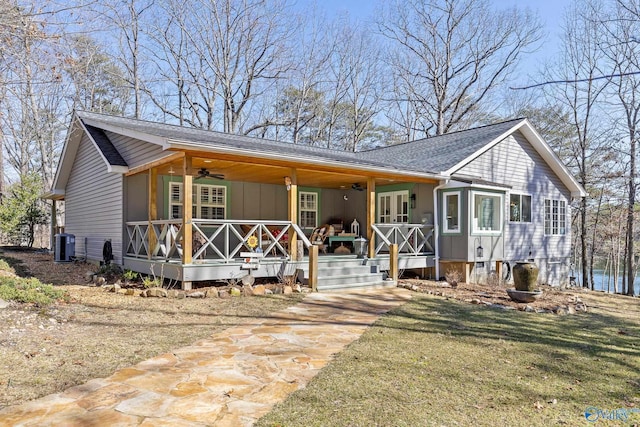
121, 149, 439, 289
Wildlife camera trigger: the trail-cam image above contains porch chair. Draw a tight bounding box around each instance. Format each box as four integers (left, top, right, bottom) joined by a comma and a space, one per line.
310, 224, 333, 254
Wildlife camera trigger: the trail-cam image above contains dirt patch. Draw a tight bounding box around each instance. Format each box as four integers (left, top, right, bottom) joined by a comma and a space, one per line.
0, 248, 303, 408
398, 278, 591, 313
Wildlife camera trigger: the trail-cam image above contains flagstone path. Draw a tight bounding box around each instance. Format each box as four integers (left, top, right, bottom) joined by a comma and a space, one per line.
0, 288, 410, 427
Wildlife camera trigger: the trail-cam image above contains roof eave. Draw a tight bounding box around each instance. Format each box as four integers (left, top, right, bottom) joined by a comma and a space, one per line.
166, 139, 442, 181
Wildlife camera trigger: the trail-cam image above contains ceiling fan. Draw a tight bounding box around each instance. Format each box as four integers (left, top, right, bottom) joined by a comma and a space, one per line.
351, 183, 364, 191
196, 167, 224, 180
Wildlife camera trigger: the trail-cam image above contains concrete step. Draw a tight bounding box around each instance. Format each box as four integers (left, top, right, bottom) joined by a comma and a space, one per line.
316, 279, 397, 292
316, 272, 386, 287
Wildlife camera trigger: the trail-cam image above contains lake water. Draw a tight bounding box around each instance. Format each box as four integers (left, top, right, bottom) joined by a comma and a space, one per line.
573, 269, 640, 294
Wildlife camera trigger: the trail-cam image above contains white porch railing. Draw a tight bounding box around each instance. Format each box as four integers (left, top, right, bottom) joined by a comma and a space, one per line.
371, 223, 434, 256
125, 220, 311, 263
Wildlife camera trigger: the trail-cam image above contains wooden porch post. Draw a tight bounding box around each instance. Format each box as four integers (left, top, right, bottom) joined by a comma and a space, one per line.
309, 244, 318, 291
390, 243, 399, 284
182, 156, 193, 266
288, 169, 298, 260
148, 168, 157, 260
50, 200, 57, 251
366, 177, 376, 258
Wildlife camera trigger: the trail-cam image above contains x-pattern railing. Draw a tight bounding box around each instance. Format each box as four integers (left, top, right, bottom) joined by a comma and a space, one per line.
371, 223, 434, 256
125, 220, 311, 263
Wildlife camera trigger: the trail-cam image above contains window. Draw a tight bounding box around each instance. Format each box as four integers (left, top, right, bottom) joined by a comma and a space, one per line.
169, 182, 226, 219
544, 199, 566, 235
377, 190, 409, 223
443, 192, 460, 233
510, 194, 532, 222
471, 191, 502, 233
299, 191, 318, 228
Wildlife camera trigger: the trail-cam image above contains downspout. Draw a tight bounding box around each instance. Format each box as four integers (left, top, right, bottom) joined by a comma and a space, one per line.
433, 178, 449, 280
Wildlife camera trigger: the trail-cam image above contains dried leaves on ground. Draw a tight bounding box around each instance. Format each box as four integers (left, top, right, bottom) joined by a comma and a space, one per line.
0, 248, 303, 408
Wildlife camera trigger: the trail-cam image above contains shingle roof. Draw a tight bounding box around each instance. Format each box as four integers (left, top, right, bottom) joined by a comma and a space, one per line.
76, 111, 526, 176
77, 111, 397, 172
84, 124, 128, 167
357, 119, 525, 173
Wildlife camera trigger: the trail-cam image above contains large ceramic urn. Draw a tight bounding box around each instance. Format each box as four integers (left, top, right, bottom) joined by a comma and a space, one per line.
512, 261, 539, 292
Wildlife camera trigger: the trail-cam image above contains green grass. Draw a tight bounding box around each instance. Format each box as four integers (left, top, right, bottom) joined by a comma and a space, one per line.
0, 276, 66, 305
257, 293, 640, 427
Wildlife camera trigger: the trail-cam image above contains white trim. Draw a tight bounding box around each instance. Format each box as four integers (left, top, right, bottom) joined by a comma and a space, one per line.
470, 190, 503, 235
169, 182, 227, 220
377, 190, 409, 224
298, 191, 318, 228
508, 192, 532, 223
80, 117, 168, 148
442, 191, 461, 234
544, 198, 567, 236
444, 119, 587, 198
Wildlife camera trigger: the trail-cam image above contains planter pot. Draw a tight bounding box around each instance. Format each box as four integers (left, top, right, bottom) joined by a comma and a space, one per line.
507, 288, 543, 303
512, 261, 539, 292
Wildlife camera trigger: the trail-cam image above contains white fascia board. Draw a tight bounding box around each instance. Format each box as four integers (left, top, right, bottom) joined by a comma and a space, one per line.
443, 120, 527, 175
76, 120, 129, 175
444, 119, 587, 198
51, 115, 83, 191
166, 139, 442, 181
80, 118, 168, 148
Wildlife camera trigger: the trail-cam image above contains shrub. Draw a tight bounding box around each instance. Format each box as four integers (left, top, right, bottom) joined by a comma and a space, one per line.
0, 276, 66, 305
123, 269, 139, 281
0, 258, 15, 273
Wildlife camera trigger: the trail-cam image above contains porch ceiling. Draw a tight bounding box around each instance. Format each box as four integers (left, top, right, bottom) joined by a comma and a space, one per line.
149, 151, 438, 188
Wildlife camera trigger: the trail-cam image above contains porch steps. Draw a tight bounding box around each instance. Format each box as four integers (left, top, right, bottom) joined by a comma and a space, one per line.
297, 257, 395, 292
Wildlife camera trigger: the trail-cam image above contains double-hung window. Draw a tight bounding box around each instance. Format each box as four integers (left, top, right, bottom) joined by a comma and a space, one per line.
169, 182, 226, 219
510, 194, 532, 223
299, 191, 318, 228
544, 199, 566, 235
442, 192, 461, 233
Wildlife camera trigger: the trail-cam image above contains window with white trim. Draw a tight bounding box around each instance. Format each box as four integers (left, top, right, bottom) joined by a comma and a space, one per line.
510, 193, 532, 223
471, 191, 502, 233
299, 191, 318, 228
443, 192, 461, 233
169, 182, 226, 219
544, 199, 566, 235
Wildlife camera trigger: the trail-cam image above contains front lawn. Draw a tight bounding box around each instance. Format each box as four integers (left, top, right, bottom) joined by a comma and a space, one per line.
258, 292, 640, 426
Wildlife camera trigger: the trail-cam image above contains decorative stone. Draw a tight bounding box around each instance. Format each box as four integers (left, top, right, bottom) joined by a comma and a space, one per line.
117, 289, 128, 295
218, 289, 230, 299
204, 289, 216, 298
283, 286, 293, 295
273, 285, 283, 295
187, 291, 206, 298
230, 287, 241, 297
524, 305, 535, 313
0, 299, 9, 309
242, 285, 254, 297
506, 288, 543, 303
554, 306, 569, 315
125, 289, 135, 296
146, 287, 167, 298
96, 277, 107, 286
265, 289, 273, 295
575, 303, 588, 312
471, 299, 481, 304
293, 284, 302, 293
567, 305, 576, 315
253, 285, 266, 295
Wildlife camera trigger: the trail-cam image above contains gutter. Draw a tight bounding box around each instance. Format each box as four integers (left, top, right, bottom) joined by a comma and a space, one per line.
432, 178, 450, 280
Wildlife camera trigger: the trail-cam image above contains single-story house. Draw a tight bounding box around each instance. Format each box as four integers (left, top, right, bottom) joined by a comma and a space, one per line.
44, 111, 586, 290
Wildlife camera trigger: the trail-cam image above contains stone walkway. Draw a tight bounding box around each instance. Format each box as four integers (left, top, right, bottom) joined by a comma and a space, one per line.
0, 288, 410, 427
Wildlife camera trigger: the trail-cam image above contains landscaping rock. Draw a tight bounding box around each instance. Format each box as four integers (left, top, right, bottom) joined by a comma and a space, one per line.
102, 284, 120, 293
230, 287, 241, 297
554, 306, 569, 315
575, 303, 588, 312
567, 305, 576, 315
187, 291, 206, 298
146, 287, 167, 298
265, 289, 273, 295
125, 289, 136, 296
204, 289, 216, 298
471, 298, 482, 304
524, 305, 536, 313
273, 285, 283, 295
218, 289, 230, 299
283, 285, 293, 295
0, 299, 9, 309
253, 285, 266, 295
116, 289, 128, 295
242, 285, 254, 297
95, 277, 107, 286
293, 284, 302, 293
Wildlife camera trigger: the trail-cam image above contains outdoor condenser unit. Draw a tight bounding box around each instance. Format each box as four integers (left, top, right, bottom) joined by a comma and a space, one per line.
54, 233, 75, 262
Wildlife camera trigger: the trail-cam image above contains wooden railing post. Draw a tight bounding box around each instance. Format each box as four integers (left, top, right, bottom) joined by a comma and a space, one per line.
309, 245, 319, 292
148, 168, 157, 259
390, 243, 399, 284
182, 156, 193, 266
367, 177, 376, 258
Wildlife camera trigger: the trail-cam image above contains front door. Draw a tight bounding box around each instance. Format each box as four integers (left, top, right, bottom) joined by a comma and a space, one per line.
377, 190, 409, 223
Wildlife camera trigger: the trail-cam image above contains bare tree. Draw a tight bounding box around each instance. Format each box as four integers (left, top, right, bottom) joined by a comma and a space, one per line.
378, 0, 542, 137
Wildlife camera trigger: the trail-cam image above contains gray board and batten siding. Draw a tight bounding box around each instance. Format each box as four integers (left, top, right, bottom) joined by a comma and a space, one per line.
456, 131, 572, 285
64, 132, 124, 264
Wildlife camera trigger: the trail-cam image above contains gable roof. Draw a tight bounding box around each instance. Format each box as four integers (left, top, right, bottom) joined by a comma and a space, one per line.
48, 111, 586, 199
358, 119, 524, 174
